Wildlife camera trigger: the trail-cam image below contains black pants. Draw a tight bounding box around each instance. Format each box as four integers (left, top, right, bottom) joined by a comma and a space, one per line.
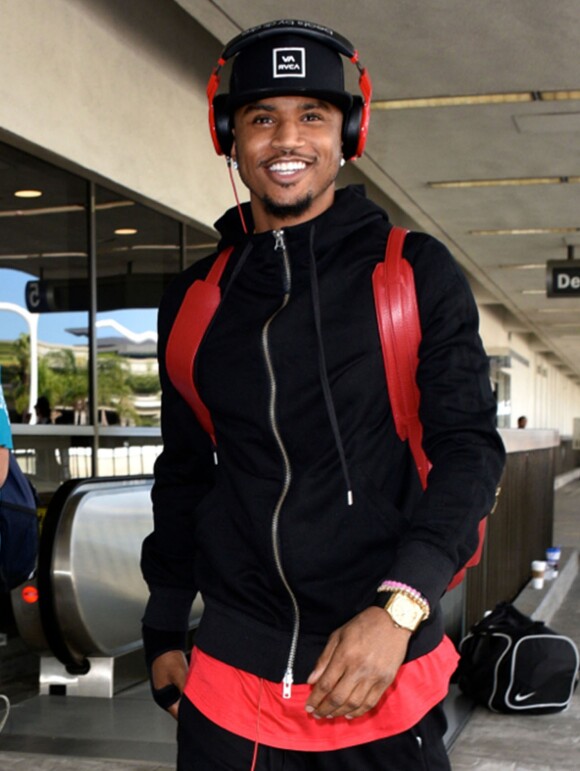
177, 698, 451, 771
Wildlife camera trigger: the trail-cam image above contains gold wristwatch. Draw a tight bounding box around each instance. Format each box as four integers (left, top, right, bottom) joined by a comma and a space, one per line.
383, 591, 429, 632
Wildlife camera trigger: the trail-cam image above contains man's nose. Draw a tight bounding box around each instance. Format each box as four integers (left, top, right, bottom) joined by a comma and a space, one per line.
271, 118, 305, 151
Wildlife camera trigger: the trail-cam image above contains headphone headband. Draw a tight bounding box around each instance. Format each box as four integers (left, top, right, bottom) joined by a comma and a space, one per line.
207, 19, 372, 160
221, 20, 357, 62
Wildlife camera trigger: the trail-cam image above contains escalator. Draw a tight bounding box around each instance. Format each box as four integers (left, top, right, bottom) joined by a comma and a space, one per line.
11, 476, 202, 697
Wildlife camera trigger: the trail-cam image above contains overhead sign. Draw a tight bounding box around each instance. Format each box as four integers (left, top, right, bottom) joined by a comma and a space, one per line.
546, 260, 580, 297
25, 275, 171, 313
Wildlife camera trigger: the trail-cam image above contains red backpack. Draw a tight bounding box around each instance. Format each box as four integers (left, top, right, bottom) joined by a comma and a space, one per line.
166, 227, 486, 589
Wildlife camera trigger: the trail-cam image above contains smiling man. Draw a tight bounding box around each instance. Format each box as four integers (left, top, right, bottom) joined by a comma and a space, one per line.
141, 20, 505, 771
232, 96, 343, 228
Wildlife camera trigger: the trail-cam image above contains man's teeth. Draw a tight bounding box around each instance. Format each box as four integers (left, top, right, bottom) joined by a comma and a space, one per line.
269, 161, 306, 173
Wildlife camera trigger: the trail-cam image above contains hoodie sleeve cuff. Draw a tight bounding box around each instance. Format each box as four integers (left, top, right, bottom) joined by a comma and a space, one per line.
380, 541, 457, 608
142, 624, 188, 668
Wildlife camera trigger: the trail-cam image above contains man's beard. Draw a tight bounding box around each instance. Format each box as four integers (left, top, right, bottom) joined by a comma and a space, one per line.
261, 192, 314, 220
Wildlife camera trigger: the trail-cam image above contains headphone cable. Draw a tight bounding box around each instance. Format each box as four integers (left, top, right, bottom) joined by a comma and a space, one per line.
226, 157, 249, 235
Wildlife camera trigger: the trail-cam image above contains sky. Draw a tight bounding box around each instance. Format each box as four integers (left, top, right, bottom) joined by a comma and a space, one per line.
0, 268, 158, 346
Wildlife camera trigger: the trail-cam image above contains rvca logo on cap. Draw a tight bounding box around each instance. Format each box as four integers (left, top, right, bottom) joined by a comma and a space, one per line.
273, 47, 306, 78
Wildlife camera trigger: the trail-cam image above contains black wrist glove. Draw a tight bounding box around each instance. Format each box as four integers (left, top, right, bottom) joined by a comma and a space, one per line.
151, 682, 182, 711
142, 624, 188, 711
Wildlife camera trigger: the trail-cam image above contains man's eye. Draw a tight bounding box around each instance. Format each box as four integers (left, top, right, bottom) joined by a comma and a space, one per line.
253, 115, 273, 124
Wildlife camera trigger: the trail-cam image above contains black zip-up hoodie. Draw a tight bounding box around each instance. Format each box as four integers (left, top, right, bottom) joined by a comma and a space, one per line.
141, 185, 505, 684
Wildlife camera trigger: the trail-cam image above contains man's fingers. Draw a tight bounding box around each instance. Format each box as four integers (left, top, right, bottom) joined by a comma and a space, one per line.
308, 667, 391, 718
306, 664, 348, 715
150, 650, 188, 716
343, 681, 389, 719
306, 632, 339, 685
305, 608, 412, 718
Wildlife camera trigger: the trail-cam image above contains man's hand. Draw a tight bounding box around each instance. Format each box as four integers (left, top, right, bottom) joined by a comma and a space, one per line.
151, 649, 188, 719
305, 606, 411, 719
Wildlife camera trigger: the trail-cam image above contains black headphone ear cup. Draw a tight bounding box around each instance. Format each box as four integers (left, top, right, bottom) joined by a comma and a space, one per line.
341, 96, 363, 161
213, 94, 234, 156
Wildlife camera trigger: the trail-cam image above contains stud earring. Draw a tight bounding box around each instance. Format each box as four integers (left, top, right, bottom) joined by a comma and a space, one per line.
340, 158, 346, 168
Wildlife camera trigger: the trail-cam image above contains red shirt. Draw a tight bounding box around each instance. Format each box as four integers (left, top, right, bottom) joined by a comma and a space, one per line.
184, 636, 458, 751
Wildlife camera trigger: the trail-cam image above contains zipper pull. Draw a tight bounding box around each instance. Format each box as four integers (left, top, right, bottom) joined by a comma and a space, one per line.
273, 229, 290, 293
282, 667, 293, 699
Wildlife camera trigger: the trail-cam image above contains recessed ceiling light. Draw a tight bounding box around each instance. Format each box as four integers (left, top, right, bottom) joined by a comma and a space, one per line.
542, 90, 580, 101
96, 200, 134, 211
109, 244, 180, 253
429, 177, 580, 189
14, 189, 43, 198
498, 264, 545, 270
538, 308, 580, 314
471, 227, 580, 236
372, 93, 534, 110
522, 289, 546, 294
0, 204, 84, 218
114, 228, 138, 235
186, 242, 219, 250
372, 89, 580, 110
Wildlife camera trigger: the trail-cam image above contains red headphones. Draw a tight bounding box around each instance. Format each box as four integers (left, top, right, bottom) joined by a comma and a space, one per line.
206, 20, 372, 160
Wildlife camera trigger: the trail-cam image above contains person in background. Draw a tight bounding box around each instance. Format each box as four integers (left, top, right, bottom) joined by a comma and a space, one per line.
141, 19, 505, 771
517, 415, 528, 429
73, 398, 88, 426
34, 396, 53, 425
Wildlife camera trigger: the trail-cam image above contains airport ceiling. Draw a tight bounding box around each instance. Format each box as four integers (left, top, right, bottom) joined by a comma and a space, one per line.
175, 0, 580, 381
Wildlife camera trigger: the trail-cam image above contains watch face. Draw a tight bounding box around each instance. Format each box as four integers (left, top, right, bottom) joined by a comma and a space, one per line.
387, 593, 425, 631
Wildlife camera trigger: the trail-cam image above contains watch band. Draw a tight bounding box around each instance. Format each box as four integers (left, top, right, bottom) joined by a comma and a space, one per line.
374, 580, 431, 632
376, 580, 430, 611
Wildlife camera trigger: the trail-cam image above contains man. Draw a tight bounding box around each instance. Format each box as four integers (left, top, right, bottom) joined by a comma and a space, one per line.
141, 20, 505, 770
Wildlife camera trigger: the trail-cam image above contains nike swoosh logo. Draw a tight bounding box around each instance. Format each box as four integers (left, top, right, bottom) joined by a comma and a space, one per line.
514, 691, 536, 702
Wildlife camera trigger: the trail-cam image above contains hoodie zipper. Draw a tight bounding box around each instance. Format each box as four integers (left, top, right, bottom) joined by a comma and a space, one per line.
262, 228, 300, 699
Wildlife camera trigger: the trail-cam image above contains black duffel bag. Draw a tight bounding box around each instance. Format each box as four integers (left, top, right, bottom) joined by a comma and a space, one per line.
457, 601, 579, 714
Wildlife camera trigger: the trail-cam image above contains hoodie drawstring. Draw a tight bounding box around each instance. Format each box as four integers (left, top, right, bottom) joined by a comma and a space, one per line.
308, 226, 354, 506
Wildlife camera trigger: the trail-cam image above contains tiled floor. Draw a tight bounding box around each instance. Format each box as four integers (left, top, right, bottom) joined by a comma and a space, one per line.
0, 680, 177, 769
1, 481, 579, 771
0, 755, 172, 771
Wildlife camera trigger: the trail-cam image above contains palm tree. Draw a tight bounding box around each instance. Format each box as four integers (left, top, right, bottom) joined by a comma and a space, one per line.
43, 348, 88, 409
97, 352, 137, 425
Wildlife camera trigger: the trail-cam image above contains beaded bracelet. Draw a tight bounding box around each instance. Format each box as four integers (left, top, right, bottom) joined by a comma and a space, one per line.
377, 580, 430, 617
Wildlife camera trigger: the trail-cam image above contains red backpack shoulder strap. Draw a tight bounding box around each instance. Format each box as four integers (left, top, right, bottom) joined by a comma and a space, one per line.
372, 226, 430, 489
372, 228, 487, 589
165, 246, 234, 445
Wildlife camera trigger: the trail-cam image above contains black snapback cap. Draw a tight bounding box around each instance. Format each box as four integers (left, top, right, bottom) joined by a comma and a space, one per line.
228, 33, 353, 113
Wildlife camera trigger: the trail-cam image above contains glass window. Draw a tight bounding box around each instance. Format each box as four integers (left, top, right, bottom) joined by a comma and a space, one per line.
0, 141, 216, 491
0, 142, 89, 493
94, 186, 182, 435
